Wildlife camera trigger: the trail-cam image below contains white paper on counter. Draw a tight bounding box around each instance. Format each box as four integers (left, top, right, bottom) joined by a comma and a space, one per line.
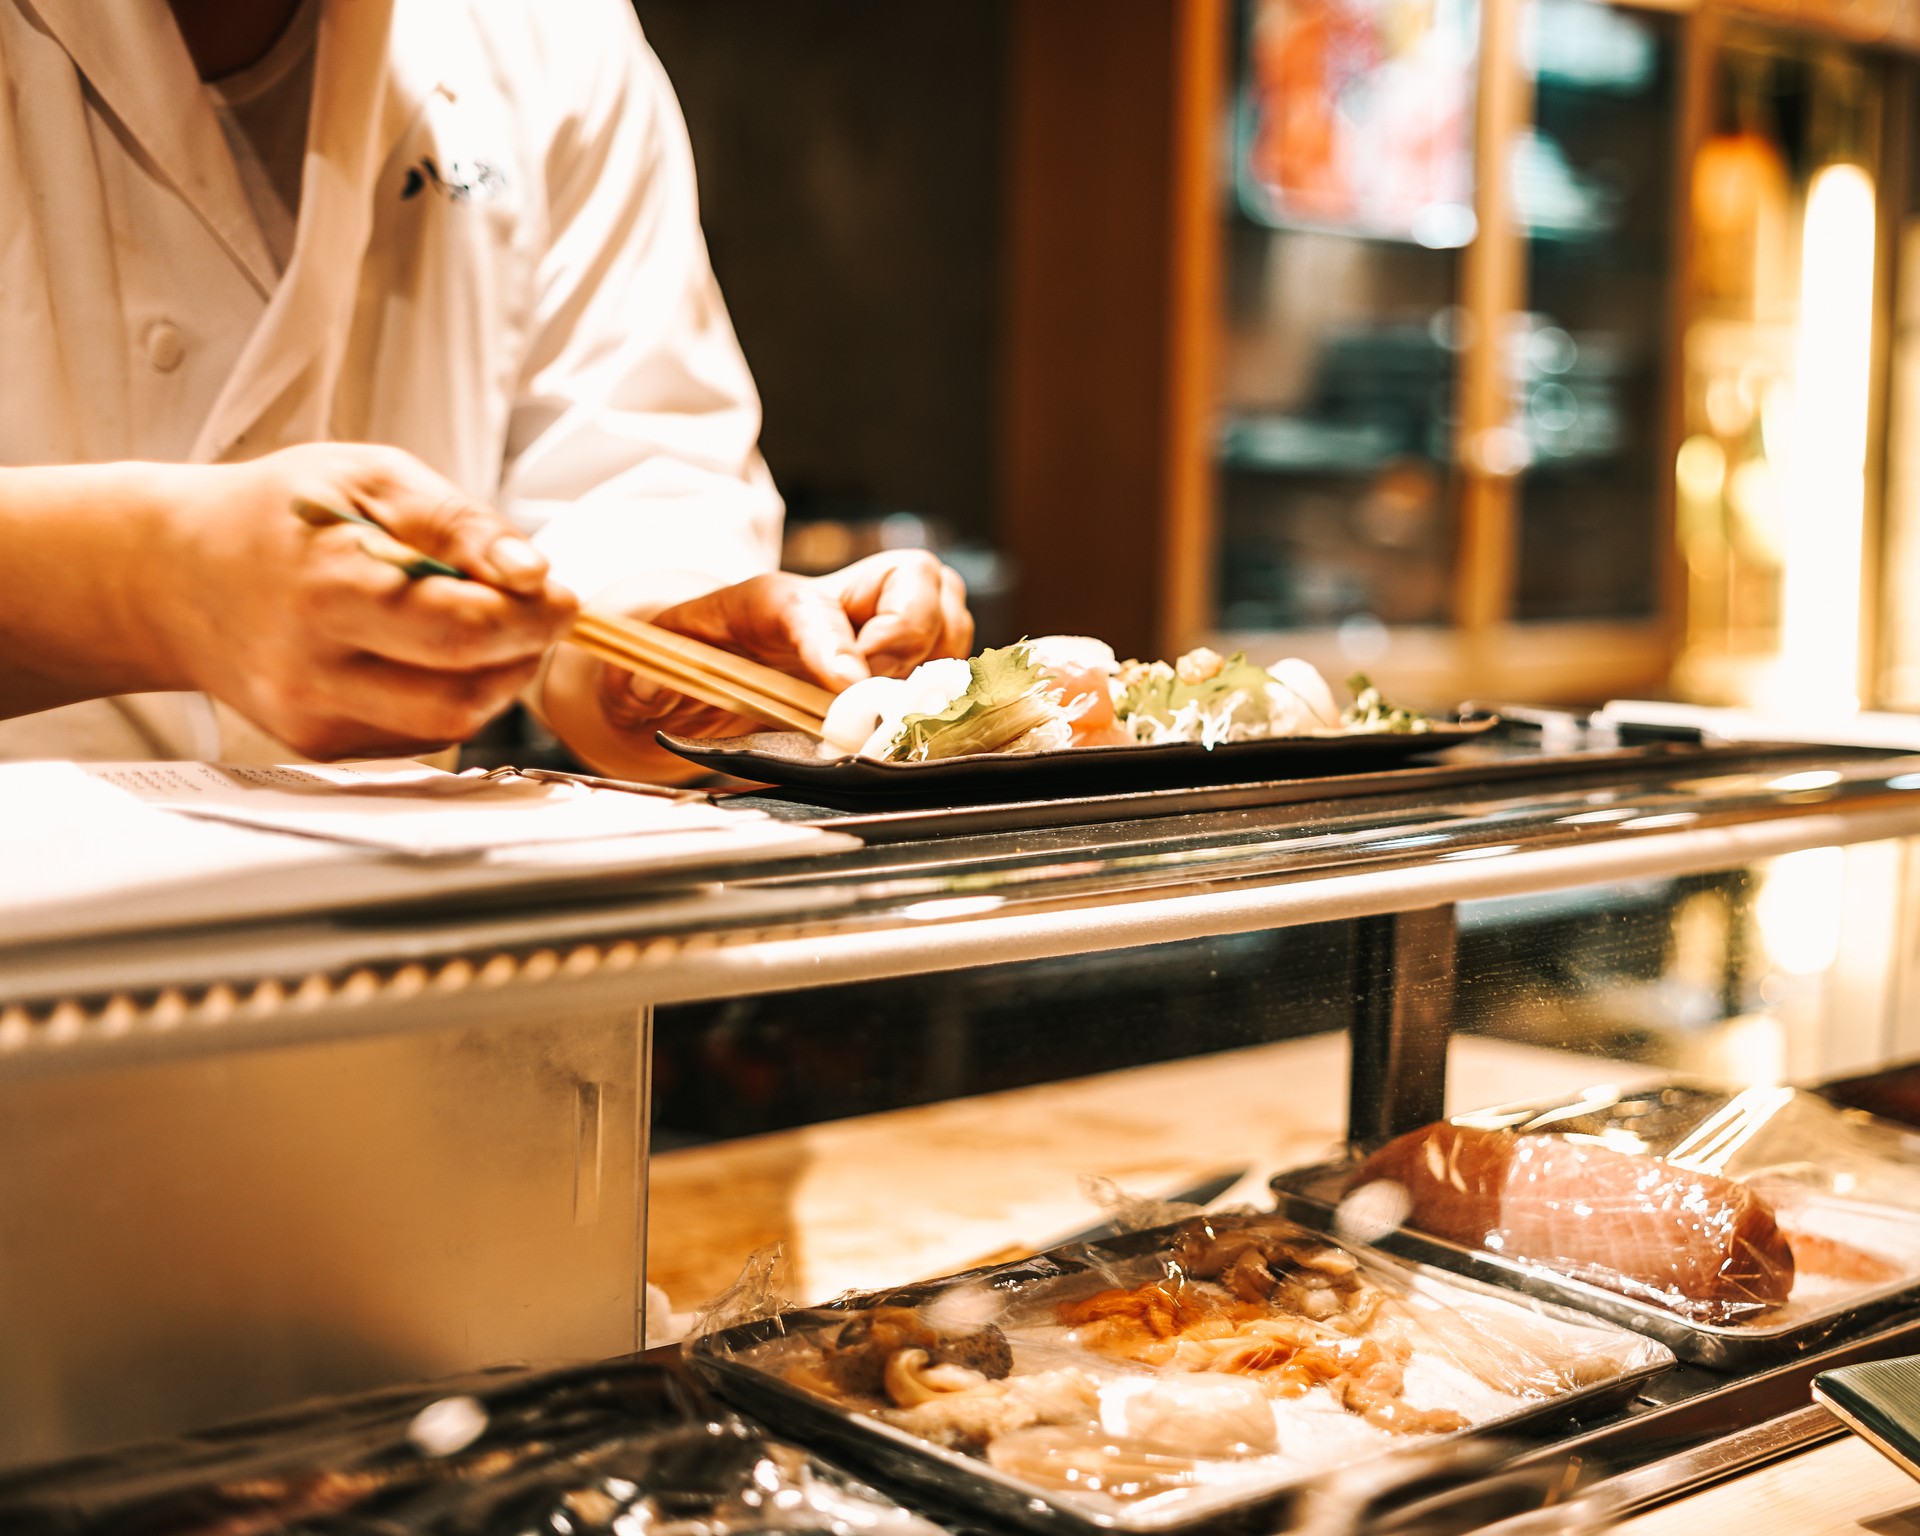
1598, 700, 1920, 752
82, 759, 750, 857
0, 762, 855, 949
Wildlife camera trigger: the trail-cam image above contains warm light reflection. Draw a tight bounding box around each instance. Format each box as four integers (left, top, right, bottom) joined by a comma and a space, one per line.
901, 896, 1005, 921
1772, 162, 1876, 712
1675, 434, 1726, 502
1556, 807, 1637, 825
1765, 769, 1843, 792
1755, 846, 1845, 976
1688, 1016, 1788, 1089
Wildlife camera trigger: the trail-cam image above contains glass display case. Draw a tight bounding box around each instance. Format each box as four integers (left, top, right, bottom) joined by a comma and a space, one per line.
1200, 0, 1915, 713
1217, 0, 1683, 642
1513, 0, 1677, 625
1211, 0, 1693, 702
1216, 0, 1472, 635
12, 733, 1920, 1521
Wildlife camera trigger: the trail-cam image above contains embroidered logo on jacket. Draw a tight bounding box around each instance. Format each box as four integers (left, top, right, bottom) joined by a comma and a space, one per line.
400, 156, 507, 202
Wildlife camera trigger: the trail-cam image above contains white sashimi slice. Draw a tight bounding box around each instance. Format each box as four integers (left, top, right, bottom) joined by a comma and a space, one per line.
1026, 635, 1120, 677
1267, 658, 1341, 730
820, 657, 975, 759
822, 675, 910, 755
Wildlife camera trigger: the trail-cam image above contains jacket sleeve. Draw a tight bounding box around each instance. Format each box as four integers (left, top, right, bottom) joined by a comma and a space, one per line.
497, 3, 782, 613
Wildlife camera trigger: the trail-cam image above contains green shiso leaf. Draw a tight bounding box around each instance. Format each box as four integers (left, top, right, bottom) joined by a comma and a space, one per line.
885, 643, 1061, 761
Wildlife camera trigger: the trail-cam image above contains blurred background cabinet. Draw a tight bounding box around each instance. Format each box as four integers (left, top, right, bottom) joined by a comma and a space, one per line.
638, 0, 1919, 709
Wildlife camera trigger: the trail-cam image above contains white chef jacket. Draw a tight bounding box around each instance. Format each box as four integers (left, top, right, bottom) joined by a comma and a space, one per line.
0, 0, 782, 761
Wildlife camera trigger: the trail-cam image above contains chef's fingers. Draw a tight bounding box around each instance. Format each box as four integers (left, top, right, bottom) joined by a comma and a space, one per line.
273, 652, 542, 760
840, 551, 964, 676
772, 581, 870, 691
305, 541, 576, 671
654, 696, 760, 738
597, 663, 756, 739
337, 446, 559, 597
936, 564, 973, 660
651, 574, 867, 692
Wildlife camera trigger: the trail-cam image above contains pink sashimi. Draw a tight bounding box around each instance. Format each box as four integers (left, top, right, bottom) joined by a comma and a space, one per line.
1350, 1122, 1795, 1321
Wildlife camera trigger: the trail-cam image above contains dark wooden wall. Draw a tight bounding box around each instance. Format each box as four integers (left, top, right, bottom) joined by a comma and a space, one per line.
636, 1, 1220, 658
999, 0, 1221, 659
635, 2, 1010, 542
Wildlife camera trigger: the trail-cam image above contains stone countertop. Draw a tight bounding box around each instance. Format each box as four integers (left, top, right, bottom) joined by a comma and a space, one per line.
647, 1029, 1653, 1312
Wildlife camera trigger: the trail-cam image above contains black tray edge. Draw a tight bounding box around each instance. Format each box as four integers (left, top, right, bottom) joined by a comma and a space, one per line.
659, 719, 1501, 797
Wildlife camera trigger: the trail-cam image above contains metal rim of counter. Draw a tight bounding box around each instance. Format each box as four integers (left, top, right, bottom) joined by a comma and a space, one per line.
8, 754, 1920, 1077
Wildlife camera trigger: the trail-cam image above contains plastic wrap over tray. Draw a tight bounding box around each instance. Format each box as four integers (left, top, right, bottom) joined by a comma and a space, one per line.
1275, 1083, 1920, 1367
0, 1357, 940, 1536
1347, 1121, 1795, 1323
690, 1212, 1672, 1534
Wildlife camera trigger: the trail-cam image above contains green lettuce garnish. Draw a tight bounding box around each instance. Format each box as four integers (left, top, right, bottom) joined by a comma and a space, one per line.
886, 643, 1062, 761
1343, 674, 1430, 733
1116, 651, 1276, 733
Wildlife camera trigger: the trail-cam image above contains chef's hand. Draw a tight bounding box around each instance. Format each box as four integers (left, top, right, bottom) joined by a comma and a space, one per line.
540, 551, 973, 778
619, 550, 975, 738
147, 444, 578, 759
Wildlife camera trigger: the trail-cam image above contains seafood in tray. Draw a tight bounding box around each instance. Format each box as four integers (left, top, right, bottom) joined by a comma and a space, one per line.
820, 637, 1430, 762
659, 639, 1495, 795
1273, 1083, 1920, 1367
690, 1213, 1671, 1533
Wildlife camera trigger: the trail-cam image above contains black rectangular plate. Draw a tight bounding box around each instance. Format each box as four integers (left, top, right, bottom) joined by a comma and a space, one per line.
661, 718, 1499, 800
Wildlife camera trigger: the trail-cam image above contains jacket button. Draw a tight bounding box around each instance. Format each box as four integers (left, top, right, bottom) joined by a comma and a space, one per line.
145, 321, 185, 373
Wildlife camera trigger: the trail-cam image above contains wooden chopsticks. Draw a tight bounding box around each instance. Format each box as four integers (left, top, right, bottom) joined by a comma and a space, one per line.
570, 611, 832, 737
287, 497, 830, 737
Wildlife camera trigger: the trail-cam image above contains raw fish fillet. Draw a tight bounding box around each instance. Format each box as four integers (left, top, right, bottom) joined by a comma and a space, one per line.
1350, 1123, 1795, 1321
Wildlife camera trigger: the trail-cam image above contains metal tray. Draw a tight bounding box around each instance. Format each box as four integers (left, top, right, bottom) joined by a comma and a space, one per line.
687, 1222, 1673, 1536
660, 717, 1500, 799
1271, 1085, 1920, 1370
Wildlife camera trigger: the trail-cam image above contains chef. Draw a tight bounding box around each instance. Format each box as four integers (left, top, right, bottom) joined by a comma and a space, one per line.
0, 0, 971, 776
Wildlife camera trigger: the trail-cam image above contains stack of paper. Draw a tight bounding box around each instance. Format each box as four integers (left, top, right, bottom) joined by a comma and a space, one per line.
0, 761, 854, 949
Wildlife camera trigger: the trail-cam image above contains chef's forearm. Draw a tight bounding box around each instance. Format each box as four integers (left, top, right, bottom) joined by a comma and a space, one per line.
0, 464, 186, 718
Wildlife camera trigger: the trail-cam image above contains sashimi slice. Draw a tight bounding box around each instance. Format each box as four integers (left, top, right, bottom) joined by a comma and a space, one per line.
1046, 664, 1132, 748
1349, 1123, 1795, 1322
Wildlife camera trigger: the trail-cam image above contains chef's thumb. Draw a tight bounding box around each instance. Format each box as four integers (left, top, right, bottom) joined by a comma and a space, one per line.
380, 463, 554, 597
781, 585, 869, 692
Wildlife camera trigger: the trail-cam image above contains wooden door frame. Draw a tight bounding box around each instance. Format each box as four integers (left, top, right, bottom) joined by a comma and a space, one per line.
998, 0, 1225, 662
